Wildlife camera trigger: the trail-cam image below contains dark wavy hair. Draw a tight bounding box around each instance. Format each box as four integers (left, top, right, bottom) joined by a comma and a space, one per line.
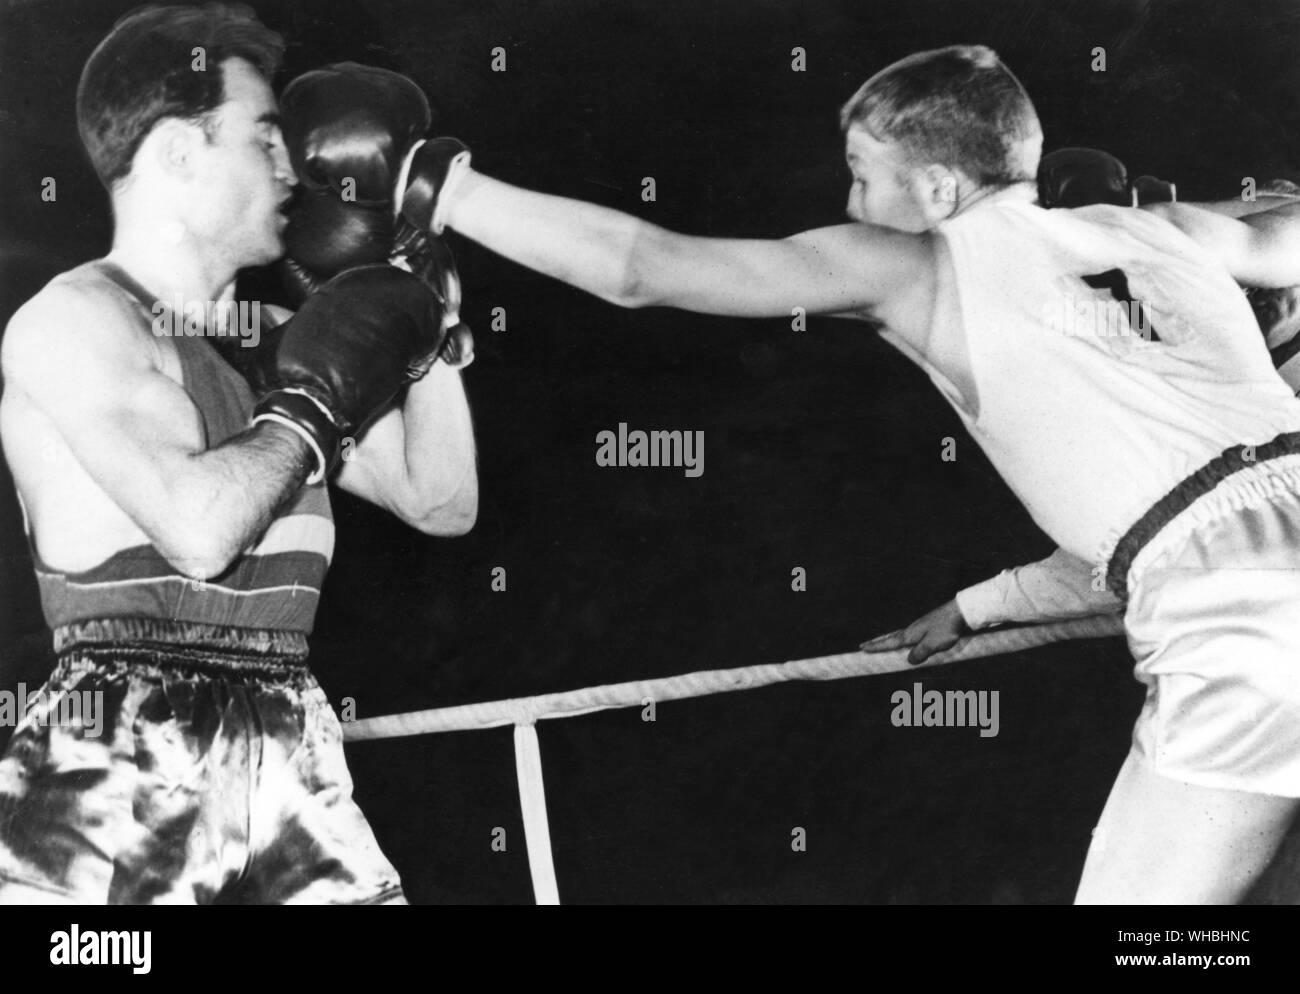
76, 3, 284, 189
840, 45, 1041, 188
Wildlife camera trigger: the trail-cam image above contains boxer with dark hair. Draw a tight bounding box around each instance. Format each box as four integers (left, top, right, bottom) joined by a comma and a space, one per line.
314, 44, 1300, 902
0, 5, 477, 904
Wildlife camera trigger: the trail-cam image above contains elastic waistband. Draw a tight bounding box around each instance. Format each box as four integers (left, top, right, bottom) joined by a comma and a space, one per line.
1106, 433, 1300, 600
52, 617, 310, 676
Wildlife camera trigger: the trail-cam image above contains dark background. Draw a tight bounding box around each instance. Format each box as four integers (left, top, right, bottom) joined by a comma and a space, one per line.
2, 0, 1299, 903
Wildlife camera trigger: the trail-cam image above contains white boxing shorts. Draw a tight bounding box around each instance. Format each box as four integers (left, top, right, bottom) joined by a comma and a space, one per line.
1117, 449, 1300, 796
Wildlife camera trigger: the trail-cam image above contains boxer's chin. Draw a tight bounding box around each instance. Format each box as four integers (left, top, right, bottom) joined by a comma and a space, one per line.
258, 210, 289, 260
249, 231, 285, 269
269, 216, 289, 250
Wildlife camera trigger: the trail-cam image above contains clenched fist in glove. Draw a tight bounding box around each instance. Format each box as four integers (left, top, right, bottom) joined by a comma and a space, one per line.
278, 62, 473, 366
250, 265, 449, 484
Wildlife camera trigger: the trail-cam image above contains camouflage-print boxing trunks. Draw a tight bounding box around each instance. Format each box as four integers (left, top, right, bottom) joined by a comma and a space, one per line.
0, 618, 404, 904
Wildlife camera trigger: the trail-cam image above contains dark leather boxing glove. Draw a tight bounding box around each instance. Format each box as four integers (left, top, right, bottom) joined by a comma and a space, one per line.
279, 62, 431, 291
389, 217, 473, 366
280, 62, 431, 203
279, 197, 474, 367
397, 137, 472, 235
278, 63, 474, 366
280, 192, 395, 299
1130, 174, 1177, 205
251, 265, 448, 483
1038, 147, 1131, 208
1038, 147, 1177, 209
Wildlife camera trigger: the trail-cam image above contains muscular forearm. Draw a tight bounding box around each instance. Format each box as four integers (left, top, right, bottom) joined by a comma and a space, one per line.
955, 548, 1122, 629
1183, 194, 1300, 219
395, 363, 477, 531
444, 168, 657, 306
163, 422, 312, 578
334, 362, 478, 533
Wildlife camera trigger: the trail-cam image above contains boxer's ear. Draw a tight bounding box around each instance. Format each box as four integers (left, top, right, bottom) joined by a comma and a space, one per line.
145, 118, 208, 181
911, 163, 961, 223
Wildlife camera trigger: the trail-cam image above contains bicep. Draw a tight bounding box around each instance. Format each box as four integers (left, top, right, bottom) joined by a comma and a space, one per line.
641, 223, 931, 318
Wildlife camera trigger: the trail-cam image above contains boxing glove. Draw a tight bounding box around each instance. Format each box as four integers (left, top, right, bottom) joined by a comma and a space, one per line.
1038, 147, 1177, 209
280, 62, 431, 203
280, 191, 395, 299
278, 63, 473, 365
1130, 174, 1177, 205
1037, 147, 1130, 208
251, 265, 448, 483
279, 62, 431, 290
397, 136, 472, 235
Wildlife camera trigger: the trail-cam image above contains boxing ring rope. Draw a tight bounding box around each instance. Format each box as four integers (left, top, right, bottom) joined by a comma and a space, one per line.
342, 613, 1125, 904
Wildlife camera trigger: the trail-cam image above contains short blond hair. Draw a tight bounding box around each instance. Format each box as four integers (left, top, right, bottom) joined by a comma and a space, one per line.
840, 45, 1041, 187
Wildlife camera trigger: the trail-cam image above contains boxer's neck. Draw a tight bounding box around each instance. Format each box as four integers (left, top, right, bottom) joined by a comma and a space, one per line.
107, 209, 236, 307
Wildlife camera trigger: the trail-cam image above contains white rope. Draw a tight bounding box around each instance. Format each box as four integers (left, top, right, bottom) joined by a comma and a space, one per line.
343, 614, 1125, 742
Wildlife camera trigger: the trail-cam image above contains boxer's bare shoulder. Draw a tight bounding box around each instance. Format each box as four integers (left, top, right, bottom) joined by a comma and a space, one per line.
2, 263, 168, 395
1, 262, 205, 573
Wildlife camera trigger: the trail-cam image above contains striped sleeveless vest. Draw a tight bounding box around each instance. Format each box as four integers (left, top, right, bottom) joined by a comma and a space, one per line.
30, 263, 334, 634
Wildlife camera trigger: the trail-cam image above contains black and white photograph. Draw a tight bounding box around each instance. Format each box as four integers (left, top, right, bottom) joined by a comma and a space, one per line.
1, 0, 1299, 964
